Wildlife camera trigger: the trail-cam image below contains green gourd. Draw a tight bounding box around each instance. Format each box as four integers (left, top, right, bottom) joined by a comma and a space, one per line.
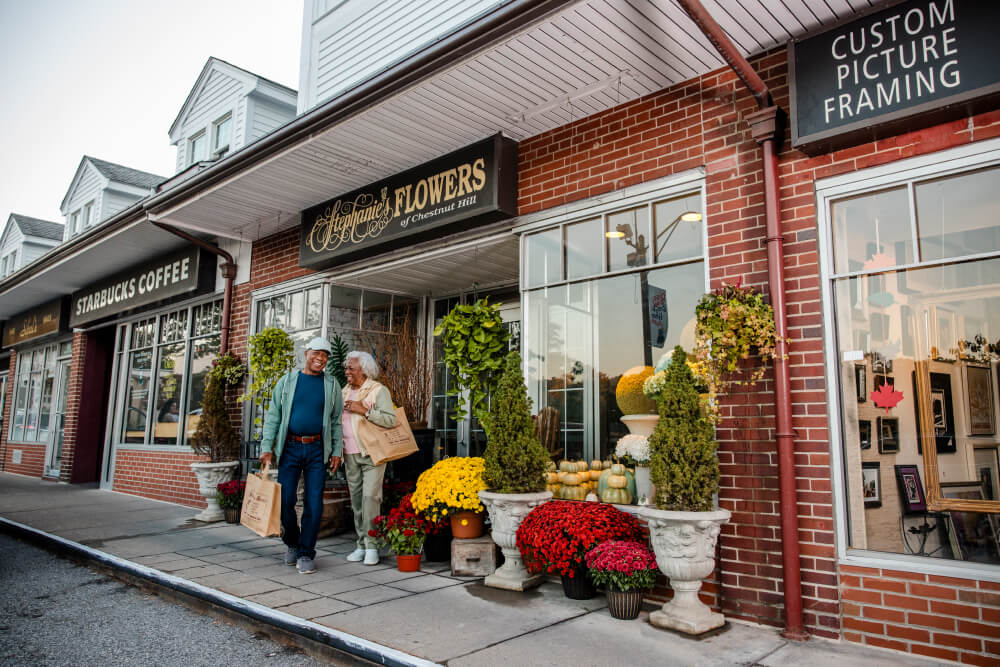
600, 486, 632, 505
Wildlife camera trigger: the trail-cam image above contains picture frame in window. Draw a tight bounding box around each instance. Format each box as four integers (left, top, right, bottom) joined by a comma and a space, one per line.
965, 364, 995, 436
941, 481, 1000, 561
877, 416, 899, 454
861, 461, 881, 507
855, 363, 866, 402
859, 419, 872, 450
913, 371, 957, 455
894, 464, 926, 514
974, 446, 1000, 501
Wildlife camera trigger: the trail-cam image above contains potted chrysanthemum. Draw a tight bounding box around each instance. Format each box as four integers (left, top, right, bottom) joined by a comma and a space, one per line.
586, 540, 659, 620
369, 493, 429, 572
410, 456, 487, 538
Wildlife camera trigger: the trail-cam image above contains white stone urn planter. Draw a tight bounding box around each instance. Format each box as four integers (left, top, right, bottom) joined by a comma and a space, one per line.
190, 461, 239, 522
479, 489, 552, 591
638, 505, 731, 635
620, 414, 659, 437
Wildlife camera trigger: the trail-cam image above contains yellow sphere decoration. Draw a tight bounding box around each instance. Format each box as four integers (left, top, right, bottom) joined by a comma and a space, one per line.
615, 365, 656, 415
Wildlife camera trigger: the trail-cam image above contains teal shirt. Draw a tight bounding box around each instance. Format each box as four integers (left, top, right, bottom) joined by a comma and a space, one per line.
260, 370, 344, 463
288, 372, 325, 435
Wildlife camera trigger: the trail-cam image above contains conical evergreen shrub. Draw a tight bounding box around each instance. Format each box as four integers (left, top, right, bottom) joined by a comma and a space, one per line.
190, 366, 240, 462
481, 350, 550, 493
648, 345, 719, 511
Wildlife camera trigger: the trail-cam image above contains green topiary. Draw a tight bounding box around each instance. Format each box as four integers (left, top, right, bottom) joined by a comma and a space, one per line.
190, 354, 242, 462
480, 350, 549, 494
648, 345, 720, 512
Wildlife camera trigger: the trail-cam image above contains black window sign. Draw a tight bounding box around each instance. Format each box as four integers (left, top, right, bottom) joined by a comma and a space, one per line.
69, 247, 214, 327
299, 134, 517, 270
2, 298, 69, 347
790, 0, 1000, 154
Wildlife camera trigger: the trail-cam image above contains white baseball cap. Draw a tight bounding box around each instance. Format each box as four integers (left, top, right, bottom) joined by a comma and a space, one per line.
305, 337, 332, 354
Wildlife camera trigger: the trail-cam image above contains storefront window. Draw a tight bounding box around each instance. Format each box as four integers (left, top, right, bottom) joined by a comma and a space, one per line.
7, 343, 63, 444
825, 153, 1000, 566
522, 188, 705, 462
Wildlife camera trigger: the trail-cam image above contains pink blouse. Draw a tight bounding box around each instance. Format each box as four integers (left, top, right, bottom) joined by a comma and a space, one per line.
341, 387, 361, 455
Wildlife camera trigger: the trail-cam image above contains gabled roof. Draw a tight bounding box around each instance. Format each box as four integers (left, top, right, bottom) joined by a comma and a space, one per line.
60, 156, 166, 211
9, 214, 63, 240
168, 56, 298, 140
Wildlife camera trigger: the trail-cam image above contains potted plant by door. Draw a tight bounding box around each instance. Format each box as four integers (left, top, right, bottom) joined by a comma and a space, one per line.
189, 352, 246, 521
477, 350, 553, 591
217, 479, 246, 523
638, 345, 730, 635
586, 540, 659, 620
370, 493, 429, 572
411, 456, 488, 538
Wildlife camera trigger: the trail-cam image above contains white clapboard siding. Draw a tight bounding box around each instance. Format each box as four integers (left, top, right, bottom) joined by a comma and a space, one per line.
102, 190, 140, 220
249, 97, 293, 143
20, 241, 55, 267
303, 0, 505, 112
0, 223, 24, 260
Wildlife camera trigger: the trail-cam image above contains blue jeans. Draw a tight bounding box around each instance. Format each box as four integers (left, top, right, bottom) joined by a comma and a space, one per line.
278, 438, 325, 559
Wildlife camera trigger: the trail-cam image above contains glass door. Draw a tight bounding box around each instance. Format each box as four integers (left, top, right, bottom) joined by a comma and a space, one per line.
45, 360, 71, 477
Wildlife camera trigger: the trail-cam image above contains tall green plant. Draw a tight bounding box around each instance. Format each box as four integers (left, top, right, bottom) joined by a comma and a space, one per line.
241, 327, 295, 434
648, 345, 720, 512
190, 353, 244, 462
481, 350, 549, 493
325, 334, 349, 388
433, 298, 508, 423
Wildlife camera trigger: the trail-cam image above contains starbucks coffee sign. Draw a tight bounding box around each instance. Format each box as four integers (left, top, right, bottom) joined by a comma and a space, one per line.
70, 247, 215, 327
790, 0, 1000, 154
299, 134, 517, 270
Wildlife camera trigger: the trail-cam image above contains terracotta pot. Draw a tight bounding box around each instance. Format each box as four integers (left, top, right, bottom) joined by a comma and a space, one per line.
396, 553, 421, 572
606, 585, 644, 620
450, 511, 484, 539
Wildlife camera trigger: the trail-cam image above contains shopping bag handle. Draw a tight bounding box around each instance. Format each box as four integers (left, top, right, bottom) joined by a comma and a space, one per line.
259, 460, 271, 477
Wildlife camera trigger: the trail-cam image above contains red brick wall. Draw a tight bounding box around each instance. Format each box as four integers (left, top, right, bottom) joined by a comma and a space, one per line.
0, 348, 16, 472
3, 442, 45, 477
112, 449, 207, 508
58, 331, 87, 483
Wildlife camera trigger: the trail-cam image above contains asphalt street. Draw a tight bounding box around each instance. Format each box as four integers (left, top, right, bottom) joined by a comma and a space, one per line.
0, 533, 349, 666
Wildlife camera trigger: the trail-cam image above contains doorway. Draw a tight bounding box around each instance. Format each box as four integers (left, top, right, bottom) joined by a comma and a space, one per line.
44, 360, 71, 477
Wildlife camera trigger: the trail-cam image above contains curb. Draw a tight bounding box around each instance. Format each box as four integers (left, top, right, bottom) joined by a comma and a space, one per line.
0, 517, 440, 667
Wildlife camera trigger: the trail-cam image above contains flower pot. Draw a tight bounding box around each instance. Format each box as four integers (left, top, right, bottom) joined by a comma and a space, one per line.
450, 510, 484, 539
606, 586, 644, 620
190, 461, 239, 522
396, 553, 422, 572
423, 528, 452, 562
620, 414, 659, 437
560, 571, 596, 600
223, 506, 241, 524
478, 490, 552, 591
633, 465, 653, 506
638, 505, 731, 635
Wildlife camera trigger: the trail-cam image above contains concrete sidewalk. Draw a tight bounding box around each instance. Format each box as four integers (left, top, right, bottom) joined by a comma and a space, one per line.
0, 473, 951, 666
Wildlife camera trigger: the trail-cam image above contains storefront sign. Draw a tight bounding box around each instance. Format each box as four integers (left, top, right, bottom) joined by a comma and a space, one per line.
69, 247, 215, 327
790, 0, 1000, 154
299, 134, 517, 270
2, 298, 68, 347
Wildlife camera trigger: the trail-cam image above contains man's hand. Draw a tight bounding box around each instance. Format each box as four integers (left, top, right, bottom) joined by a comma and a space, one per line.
259, 452, 273, 468
329, 455, 342, 473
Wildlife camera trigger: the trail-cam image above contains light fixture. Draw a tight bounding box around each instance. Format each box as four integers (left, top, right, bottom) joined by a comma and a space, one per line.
605, 230, 625, 239
680, 211, 702, 222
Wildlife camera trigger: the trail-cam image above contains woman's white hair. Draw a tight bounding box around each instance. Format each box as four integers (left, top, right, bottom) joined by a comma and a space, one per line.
346, 350, 380, 379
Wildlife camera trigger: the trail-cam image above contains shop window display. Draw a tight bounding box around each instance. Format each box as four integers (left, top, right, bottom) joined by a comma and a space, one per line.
8, 343, 63, 444
828, 158, 1000, 566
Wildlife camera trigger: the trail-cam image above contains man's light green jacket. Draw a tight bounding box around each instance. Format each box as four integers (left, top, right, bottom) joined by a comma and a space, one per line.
260, 370, 344, 463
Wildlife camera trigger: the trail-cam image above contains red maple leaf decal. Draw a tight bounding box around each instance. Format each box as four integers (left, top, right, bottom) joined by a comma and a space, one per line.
870, 383, 904, 413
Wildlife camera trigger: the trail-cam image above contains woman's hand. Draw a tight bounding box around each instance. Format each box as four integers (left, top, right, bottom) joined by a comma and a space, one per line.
344, 399, 368, 416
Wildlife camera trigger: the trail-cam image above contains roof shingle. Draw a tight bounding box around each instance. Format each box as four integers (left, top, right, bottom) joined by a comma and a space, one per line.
86, 156, 165, 190
10, 214, 63, 241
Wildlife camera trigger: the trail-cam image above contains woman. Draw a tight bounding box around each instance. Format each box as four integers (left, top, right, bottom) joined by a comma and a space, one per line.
341, 350, 398, 566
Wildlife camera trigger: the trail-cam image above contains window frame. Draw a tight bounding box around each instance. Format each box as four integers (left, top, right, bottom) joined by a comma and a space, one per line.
212, 113, 232, 158
817, 136, 1000, 577
188, 131, 208, 165
82, 200, 94, 228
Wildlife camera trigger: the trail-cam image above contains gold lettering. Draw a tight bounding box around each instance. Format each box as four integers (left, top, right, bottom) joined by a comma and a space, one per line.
307, 191, 393, 253
471, 158, 486, 191
456, 163, 472, 197
427, 173, 445, 206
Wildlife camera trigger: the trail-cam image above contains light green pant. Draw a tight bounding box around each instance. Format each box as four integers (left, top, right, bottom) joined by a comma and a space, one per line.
344, 452, 386, 549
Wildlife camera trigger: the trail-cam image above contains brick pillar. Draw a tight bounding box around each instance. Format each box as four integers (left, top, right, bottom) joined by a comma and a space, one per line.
0, 349, 17, 471
58, 331, 87, 483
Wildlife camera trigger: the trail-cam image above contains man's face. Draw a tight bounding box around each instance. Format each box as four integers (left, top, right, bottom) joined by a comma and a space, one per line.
304, 348, 329, 374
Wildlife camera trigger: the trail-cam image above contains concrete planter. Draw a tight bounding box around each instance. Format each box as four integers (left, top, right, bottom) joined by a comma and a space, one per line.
637, 505, 731, 635
190, 461, 239, 522
478, 489, 552, 591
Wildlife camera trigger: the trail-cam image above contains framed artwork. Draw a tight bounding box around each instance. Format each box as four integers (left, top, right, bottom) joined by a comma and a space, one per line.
877, 416, 900, 454
894, 464, 926, 515
966, 364, 995, 436
862, 462, 881, 507
941, 481, 1000, 562
914, 371, 957, 455
855, 364, 867, 402
974, 446, 1000, 501
859, 420, 872, 450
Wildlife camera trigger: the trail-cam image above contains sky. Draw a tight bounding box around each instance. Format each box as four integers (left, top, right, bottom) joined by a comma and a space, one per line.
0, 0, 303, 224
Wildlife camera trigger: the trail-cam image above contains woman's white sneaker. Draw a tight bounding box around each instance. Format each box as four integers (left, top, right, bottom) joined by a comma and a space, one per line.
363, 549, 379, 566
346, 548, 366, 562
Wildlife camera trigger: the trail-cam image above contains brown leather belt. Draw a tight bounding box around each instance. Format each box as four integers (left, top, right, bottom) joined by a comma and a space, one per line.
287, 434, 321, 444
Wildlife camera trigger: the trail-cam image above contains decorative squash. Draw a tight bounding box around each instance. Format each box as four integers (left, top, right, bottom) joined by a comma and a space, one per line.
546, 482, 561, 495
559, 459, 574, 472
589, 468, 603, 481
561, 472, 582, 486
610, 463, 626, 476
559, 484, 588, 501
546, 471, 560, 484
607, 473, 628, 489
546, 460, 557, 472
600, 486, 632, 505
590, 459, 603, 472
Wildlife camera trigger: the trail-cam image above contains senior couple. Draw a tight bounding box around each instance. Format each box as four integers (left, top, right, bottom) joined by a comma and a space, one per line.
258, 337, 396, 574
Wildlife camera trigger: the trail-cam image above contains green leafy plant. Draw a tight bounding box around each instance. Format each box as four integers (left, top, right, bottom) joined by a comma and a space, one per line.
481, 350, 550, 493
325, 334, 349, 388
241, 326, 295, 421
648, 345, 720, 512
694, 280, 778, 394
190, 353, 243, 462
433, 298, 508, 423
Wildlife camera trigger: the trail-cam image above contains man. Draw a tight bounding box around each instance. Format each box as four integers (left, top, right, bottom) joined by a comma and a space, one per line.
259, 337, 343, 574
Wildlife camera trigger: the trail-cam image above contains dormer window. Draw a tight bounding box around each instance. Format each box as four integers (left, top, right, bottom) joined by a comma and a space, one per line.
83, 201, 94, 228
213, 113, 232, 158
70, 210, 80, 237
189, 131, 208, 164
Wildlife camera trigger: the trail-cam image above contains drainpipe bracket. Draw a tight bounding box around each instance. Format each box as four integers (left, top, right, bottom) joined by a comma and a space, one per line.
220, 263, 238, 280
746, 106, 785, 148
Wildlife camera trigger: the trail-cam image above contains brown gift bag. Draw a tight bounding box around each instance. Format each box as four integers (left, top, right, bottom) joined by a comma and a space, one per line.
356, 407, 419, 465
240, 461, 281, 537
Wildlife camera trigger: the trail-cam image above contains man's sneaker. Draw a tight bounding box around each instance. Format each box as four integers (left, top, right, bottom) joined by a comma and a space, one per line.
346, 548, 366, 562
363, 549, 379, 566
283, 547, 298, 565
296, 556, 316, 574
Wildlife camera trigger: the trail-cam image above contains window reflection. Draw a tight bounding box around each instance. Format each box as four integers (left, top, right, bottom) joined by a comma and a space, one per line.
831, 186, 912, 275
916, 166, 1000, 262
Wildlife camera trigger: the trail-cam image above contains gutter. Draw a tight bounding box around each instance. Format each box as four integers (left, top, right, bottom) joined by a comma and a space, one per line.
676, 0, 807, 641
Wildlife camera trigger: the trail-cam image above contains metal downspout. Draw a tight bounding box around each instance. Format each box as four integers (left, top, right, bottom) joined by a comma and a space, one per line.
149, 220, 237, 355
676, 0, 807, 640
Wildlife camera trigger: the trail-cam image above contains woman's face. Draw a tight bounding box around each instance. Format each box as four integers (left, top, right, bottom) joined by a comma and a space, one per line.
344, 359, 366, 387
